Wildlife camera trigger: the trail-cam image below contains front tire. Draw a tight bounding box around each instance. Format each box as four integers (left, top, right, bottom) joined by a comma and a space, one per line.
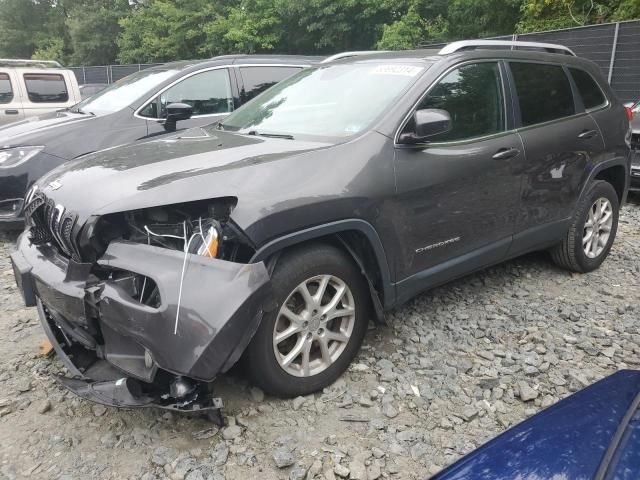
550, 180, 619, 272
244, 243, 370, 397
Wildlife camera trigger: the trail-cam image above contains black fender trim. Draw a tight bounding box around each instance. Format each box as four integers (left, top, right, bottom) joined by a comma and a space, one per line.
250, 219, 395, 309
580, 156, 631, 204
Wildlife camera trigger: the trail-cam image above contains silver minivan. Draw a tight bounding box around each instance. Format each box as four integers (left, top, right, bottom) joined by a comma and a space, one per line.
0, 59, 81, 126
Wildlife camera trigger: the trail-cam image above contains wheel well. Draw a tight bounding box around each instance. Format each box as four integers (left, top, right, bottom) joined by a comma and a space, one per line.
594, 165, 626, 203
264, 230, 387, 318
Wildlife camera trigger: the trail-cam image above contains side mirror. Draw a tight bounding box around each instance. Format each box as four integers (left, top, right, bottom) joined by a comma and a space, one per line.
163, 102, 193, 132
399, 108, 452, 144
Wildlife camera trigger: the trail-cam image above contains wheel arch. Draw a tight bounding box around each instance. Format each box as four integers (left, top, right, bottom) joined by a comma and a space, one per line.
593, 164, 628, 204
250, 219, 395, 320
582, 157, 629, 206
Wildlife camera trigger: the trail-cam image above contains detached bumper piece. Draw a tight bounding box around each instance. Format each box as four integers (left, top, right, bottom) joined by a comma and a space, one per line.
11, 233, 273, 424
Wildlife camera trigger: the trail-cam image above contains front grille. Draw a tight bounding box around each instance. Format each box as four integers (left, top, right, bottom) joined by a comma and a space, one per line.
24, 190, 81, 261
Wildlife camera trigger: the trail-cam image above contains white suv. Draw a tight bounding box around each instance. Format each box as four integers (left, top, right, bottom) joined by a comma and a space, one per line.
0, 59, 81, 126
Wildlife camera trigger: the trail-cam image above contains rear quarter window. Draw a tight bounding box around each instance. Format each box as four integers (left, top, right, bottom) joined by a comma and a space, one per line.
510, 62, 575, 127
569, 67, 607, 109
0, 73, 12, 104
23, 73, 69, 103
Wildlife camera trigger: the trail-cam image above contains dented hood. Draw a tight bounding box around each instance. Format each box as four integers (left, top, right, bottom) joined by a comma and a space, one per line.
35, 125, 332, 219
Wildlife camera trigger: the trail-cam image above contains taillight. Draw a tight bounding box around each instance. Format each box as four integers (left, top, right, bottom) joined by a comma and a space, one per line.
626, 106, 633, 121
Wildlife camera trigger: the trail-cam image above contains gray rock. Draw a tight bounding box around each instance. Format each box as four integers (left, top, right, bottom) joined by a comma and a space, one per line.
272, 446, 296, 468
292, 396, 306, 411
37, 399, 51, 414
151, 446, 177, 466
382, 403, 399, 419
221, 425, 242, 441
91, 404, 107, 417
517, 381, 539, 402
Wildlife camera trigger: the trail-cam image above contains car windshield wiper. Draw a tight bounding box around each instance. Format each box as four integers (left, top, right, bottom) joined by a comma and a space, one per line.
246, 130, 294, 140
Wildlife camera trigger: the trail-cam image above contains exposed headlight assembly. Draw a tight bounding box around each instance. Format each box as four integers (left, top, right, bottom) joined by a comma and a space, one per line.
0, 146, 44, 168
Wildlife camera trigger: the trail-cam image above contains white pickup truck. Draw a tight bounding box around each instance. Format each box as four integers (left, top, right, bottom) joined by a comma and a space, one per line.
0, 59, 81, 126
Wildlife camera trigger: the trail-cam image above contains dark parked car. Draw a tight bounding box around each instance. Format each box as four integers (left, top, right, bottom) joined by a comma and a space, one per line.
11, 41, 632, 418
78, 83, 108, 99
432, 370, 640, 480
0, 55, 320, 228
630, 101, 639, 191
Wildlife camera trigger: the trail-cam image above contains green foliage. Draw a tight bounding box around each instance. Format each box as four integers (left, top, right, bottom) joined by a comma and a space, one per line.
0, 0, 638, 65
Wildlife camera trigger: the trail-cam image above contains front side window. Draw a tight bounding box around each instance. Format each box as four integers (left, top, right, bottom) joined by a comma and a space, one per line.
569, 68, 606, 110
222, 63, 428, 138
510, 62, 575, 126
23, 73, 68, 103
240, 66, 301, 102
0, 72, 12, 104
409, 62, 505, 142
140, 69, 233, 119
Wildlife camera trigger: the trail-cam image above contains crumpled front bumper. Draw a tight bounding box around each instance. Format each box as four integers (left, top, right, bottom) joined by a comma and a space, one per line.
11, 232, 274, 408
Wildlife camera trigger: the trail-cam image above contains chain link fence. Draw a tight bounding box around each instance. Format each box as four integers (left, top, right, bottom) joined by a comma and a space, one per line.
68, 63, 162, 85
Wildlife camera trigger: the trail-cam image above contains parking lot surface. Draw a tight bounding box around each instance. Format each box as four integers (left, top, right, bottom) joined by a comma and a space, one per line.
0, 197, 638, 480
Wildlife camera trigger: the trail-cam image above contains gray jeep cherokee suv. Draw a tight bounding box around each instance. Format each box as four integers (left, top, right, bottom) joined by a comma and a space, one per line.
11, 41, 632, 417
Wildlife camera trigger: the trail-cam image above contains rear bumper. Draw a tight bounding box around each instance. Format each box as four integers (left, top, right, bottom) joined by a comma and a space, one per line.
12, 232, 274, 385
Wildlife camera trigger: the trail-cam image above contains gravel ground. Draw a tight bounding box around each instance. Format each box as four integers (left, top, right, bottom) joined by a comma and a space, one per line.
0, 197, 639, 480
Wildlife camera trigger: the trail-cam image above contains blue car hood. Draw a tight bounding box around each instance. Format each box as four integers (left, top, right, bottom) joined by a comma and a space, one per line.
432, 370, 640, 480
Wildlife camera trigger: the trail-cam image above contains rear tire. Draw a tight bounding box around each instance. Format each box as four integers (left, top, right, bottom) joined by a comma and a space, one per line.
244, 243, 370, 397
550, 180, 619, 273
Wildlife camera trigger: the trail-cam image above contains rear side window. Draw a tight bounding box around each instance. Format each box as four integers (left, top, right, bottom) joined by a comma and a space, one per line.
413, 62, 505, 142
23, 73, 69, 103
239, 66, 301, 103
569, 68, 607, 109
510, 62, 575, 126
0, 73, 12, 104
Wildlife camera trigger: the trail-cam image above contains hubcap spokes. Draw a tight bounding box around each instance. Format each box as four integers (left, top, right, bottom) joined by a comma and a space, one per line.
583, 197, 613, 259
273, 275, 355, 377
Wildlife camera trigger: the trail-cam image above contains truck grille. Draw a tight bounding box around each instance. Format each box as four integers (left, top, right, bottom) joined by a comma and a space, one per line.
24, 190, 81, 261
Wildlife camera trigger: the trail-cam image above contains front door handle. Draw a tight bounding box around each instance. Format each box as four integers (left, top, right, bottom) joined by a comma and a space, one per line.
492, 147, 520, 160
4, 109, 18, 115
578, 129, 598, 139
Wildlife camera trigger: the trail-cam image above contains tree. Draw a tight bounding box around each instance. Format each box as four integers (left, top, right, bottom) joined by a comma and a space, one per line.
0, 0, 60, 59
66, 0, 131, 65
117, 0, 222, 63
448, 0, 523, 38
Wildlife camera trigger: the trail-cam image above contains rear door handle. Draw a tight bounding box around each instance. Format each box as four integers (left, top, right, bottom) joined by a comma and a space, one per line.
492, 147, 520, 160
4, 109, 18, 115
578, 129, 598, 139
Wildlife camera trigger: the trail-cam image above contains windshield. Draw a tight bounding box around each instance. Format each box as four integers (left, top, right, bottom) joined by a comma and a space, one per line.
73, 69, 179, 115
633, 101, 640, 113
221, 62, 427, 138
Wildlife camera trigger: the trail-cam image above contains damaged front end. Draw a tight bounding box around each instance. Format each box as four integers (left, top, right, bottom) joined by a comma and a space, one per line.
11, 193, 274, 422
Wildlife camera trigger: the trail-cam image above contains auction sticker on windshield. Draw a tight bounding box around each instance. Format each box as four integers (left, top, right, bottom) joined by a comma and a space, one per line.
371, 65, 423, 76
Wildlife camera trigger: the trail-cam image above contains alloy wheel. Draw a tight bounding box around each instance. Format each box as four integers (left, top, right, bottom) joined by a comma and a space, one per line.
583, 197, 613, 258
273, 274, 356, 377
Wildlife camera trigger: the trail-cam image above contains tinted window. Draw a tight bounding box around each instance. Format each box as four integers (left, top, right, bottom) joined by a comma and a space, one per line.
240, 66, 301, 102
510, 62, 575, 126
23, 73, 68, 103
412, 62, 505, 142
0, 72, 12, 104
569, 68, 606, 109
140, 69, 233, 118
